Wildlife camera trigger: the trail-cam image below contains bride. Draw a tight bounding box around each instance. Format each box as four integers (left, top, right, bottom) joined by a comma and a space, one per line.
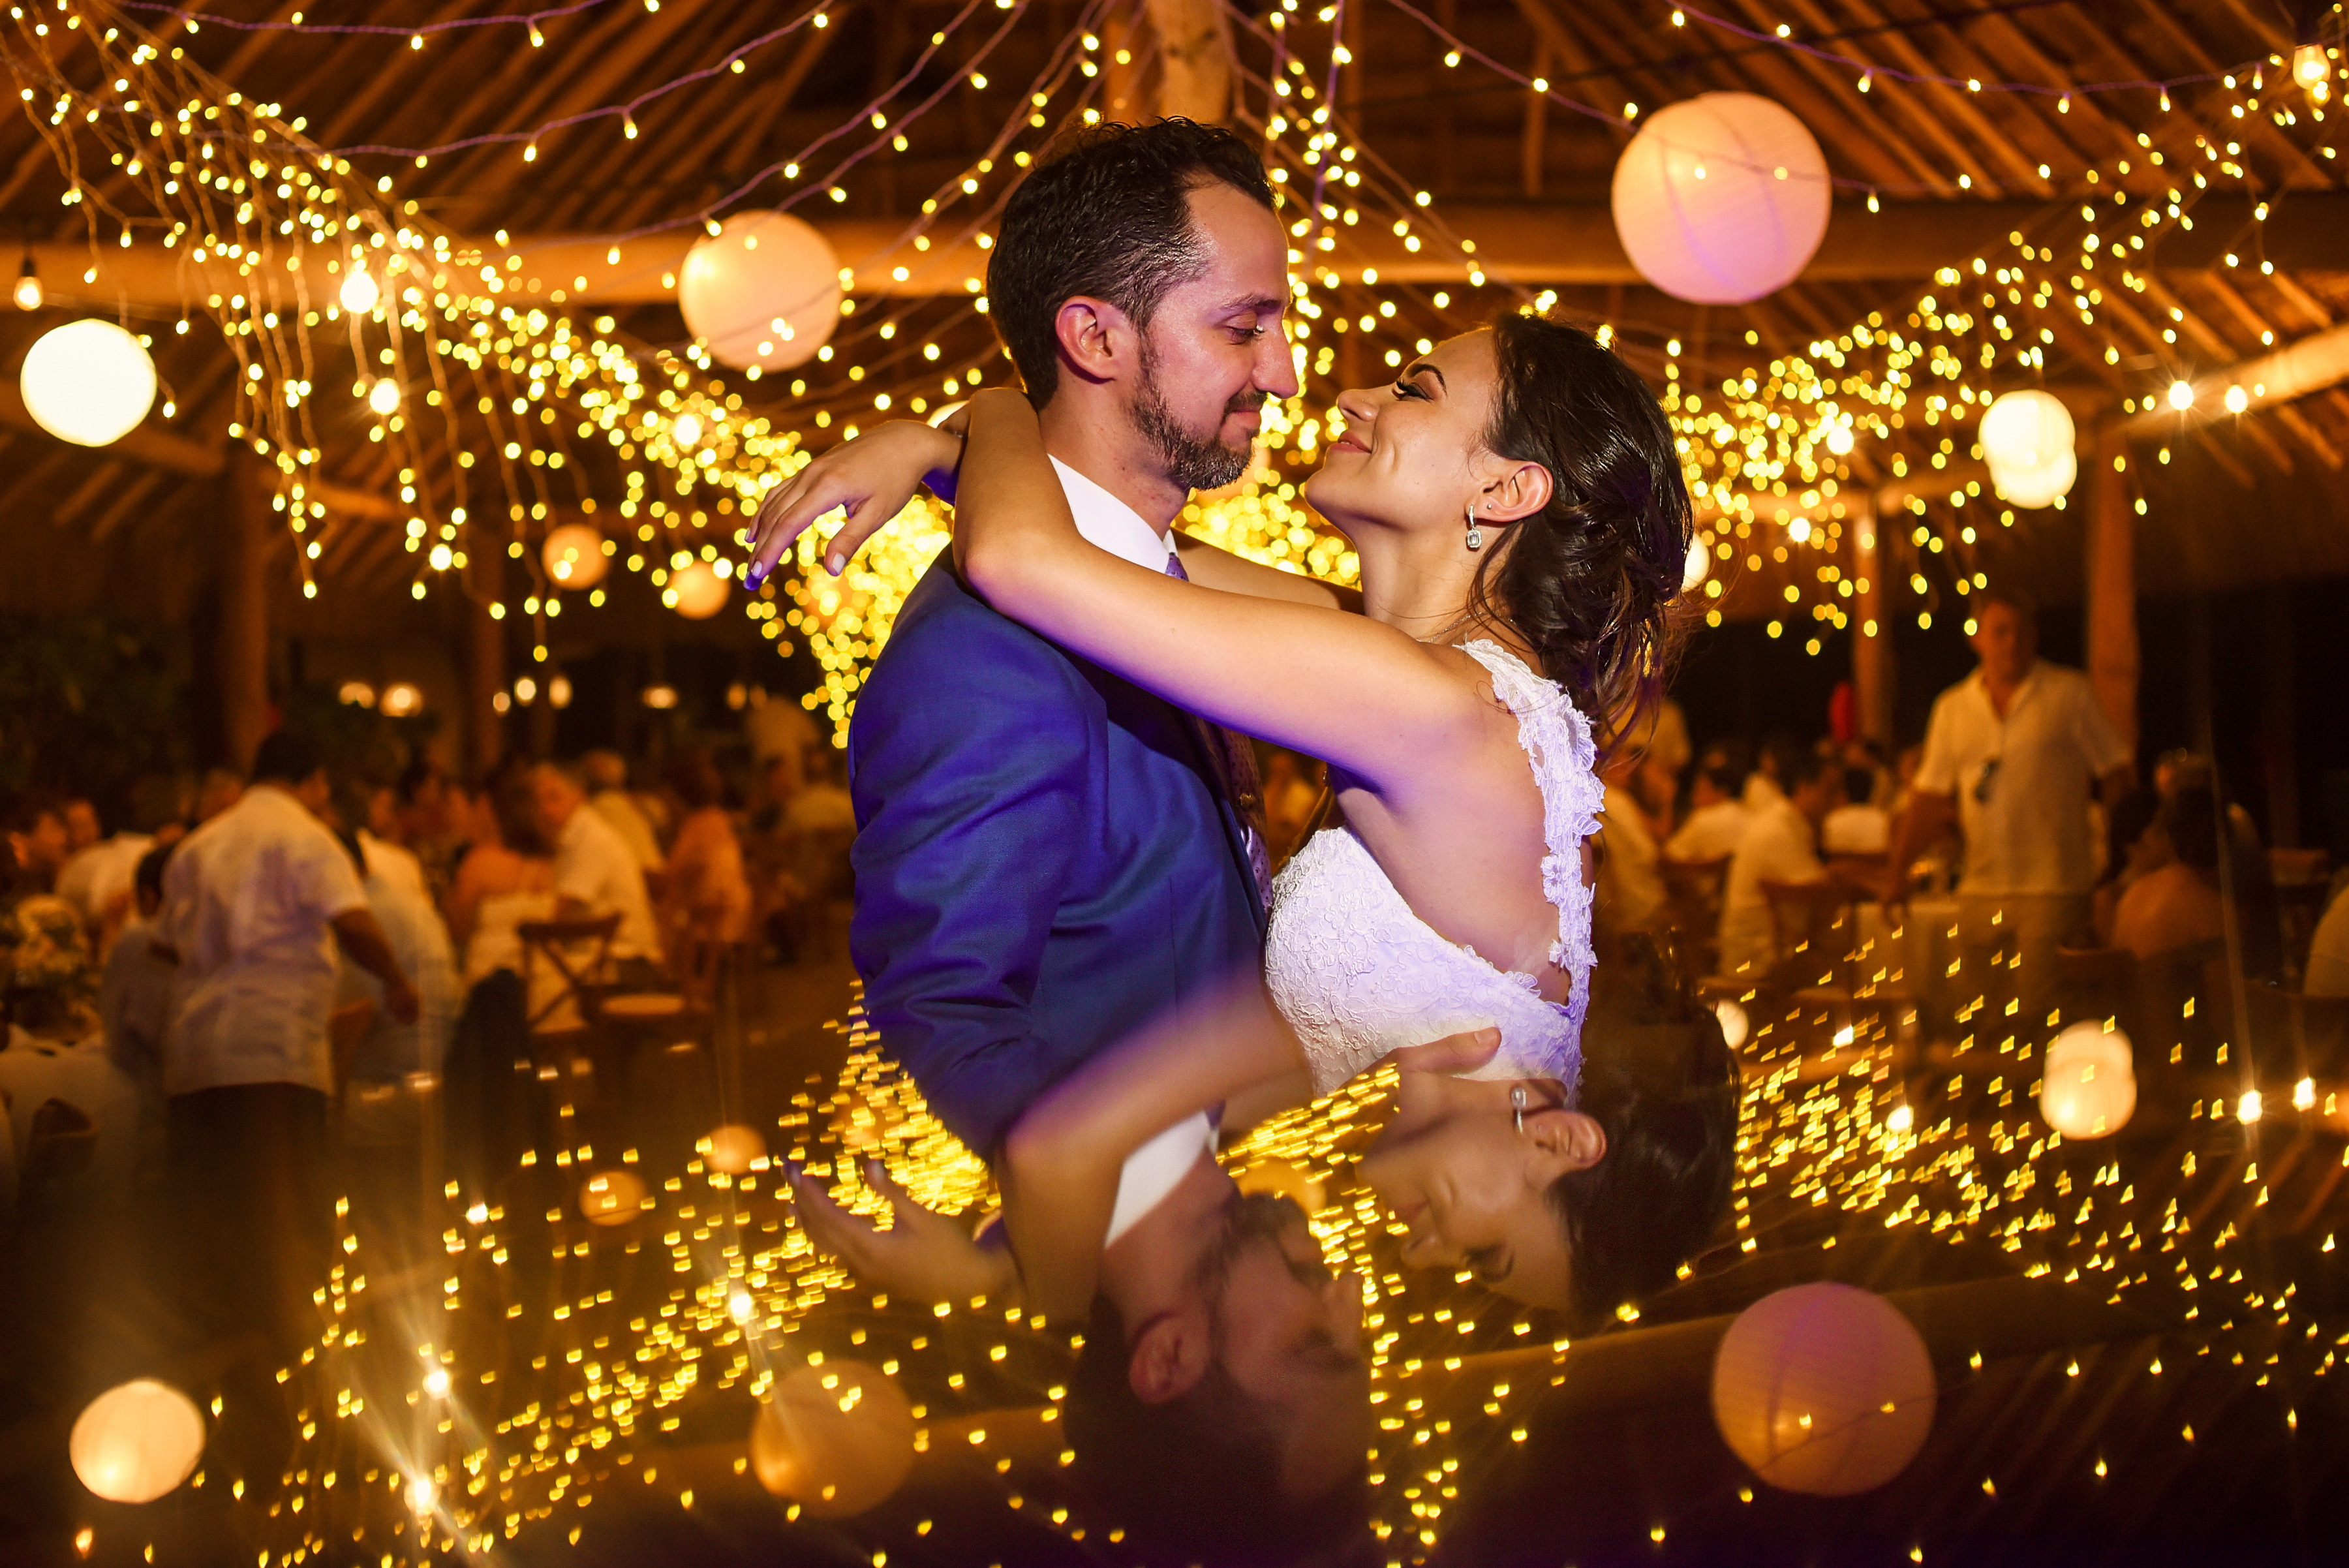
755, 316, 1738, 1319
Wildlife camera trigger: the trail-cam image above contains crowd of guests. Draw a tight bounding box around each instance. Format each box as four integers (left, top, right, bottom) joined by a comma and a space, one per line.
1592, 588, 2332, 1019
0, 717, 855, 1242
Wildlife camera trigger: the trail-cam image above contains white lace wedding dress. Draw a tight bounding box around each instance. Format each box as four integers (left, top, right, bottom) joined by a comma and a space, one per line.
1264, 640, 1601, 1099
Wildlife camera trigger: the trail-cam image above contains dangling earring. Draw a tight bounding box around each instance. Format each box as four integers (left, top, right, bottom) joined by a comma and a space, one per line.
1465, 501, 1484, 553
1511, 1083, 1528, 1136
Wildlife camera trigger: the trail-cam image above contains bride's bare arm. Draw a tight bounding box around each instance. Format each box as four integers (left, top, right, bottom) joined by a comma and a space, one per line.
952, 388, 1479, 790
996, 970, 1306, 1324
745, 415, 1364, 617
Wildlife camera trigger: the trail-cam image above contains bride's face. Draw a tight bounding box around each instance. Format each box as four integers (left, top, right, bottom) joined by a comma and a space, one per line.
1354, 1065, 1588, 1310
1301, 330, 1499, 538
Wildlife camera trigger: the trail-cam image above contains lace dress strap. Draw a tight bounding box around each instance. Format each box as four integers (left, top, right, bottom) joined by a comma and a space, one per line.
1454, 640, 1601, 1081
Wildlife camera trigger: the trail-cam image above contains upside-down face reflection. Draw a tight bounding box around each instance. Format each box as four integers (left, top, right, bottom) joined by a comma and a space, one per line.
1356, 1062, 1597, 1311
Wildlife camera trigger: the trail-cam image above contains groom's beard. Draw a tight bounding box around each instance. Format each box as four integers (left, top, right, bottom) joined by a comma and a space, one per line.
1134, 347, 1261, 495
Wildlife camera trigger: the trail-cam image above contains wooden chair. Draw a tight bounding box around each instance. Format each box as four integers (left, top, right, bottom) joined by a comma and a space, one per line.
1760, 878, 1862, 998
516, 913, 623, 1034
1658, 854, 1731, 981
17, 1096, 97, 1191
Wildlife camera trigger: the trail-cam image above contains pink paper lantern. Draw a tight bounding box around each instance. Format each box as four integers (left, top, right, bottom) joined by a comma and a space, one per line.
1712, 1282, 1937, 1495
1611, 93, 1832, 305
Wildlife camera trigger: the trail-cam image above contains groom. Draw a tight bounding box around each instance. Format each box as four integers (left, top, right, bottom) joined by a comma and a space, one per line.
807, 120, 1367, 1552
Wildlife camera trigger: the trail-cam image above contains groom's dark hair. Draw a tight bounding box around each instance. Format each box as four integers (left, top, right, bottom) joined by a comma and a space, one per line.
1064, 1292, 1368, 1565
989, 117, 1276, 408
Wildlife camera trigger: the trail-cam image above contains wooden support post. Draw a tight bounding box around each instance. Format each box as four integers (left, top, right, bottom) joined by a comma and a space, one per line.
1102, 6, 1139, 123
1849, 499, 1895, 747
464, 593, 506, 778
1144, 0, 1232, 123
221, 452, 275, 773
2085, 428, 2140, 765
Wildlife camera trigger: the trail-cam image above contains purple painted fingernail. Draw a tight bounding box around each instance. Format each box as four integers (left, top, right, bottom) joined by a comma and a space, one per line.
745, 566, 765, 591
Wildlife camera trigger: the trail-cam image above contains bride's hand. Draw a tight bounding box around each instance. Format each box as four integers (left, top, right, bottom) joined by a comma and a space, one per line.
785, 1157, 1015, 1305
744, 415, 965, 590
1390, 1026, 1502, 1077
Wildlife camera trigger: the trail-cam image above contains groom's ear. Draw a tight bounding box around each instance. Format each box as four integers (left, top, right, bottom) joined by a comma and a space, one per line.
1126, 1305, 1214, 1404
1053, 295, 1140, 389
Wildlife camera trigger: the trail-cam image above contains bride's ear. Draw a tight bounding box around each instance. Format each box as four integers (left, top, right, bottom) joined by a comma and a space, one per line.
1520, 1107, 1605, 1186
1128, 1304, 1214, 1404
1472, 459, 1554, 528
1054, 296, 1138, 388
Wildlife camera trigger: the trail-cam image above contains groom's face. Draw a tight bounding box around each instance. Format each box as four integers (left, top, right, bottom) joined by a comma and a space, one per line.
1128, 181, 1298, 493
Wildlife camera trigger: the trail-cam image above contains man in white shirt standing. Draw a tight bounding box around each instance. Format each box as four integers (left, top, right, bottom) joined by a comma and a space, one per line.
1716, 748, 1847, 979
530, 761, 662, 980
1886, 589, 2133, 1032
158, 730, 417, 1355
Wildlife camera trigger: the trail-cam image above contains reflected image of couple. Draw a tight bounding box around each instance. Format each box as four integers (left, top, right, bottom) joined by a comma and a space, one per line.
749, 119, 1740, 1562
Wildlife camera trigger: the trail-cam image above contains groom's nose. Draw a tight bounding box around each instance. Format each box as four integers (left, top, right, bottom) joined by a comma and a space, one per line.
1255, 322, 1301, 401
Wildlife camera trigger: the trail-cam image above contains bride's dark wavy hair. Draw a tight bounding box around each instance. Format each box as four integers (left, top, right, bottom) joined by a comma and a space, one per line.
1470, 313, 1693, 753
1551, 934, 1741, 1322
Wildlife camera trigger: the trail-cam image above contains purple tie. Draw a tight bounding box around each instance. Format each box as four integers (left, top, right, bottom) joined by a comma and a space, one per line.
1165, 551, 1274, 909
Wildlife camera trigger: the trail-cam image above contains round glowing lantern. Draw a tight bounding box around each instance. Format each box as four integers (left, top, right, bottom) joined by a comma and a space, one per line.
1713, 998, 1750, 1051
1610, 93, 1831, 305
677, 210, 841, 373
578, 1168, 647, 1226
2038, 1021, 2136, 1140
1979, 390, 2078, 509
749, 1360, 915, 1516
701, 1124, 767, 1175
21, 318, 157, 446
542, 522, 608, 591
666, 559, 731, 620
1712, 1282, 1936, 1496
70, 1379, 206, 1503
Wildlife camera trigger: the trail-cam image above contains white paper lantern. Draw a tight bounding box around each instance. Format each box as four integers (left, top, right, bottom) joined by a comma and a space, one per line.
21, 318, 157, 446
70, 1379, 205, 1503
1611, 94, 1831, 305
578, 1168, 646, 1225
677, 210, 841, 372
1713, 998, 1750, 1051
1979, 390, 2078, 509
666, 560, 731, 620
701, 1124, 767, 1175
749, 1360, 915, 1516
1712, 1282, 1936, 1496
541, 522, 608, 590
2039, 1021, 2136, 1139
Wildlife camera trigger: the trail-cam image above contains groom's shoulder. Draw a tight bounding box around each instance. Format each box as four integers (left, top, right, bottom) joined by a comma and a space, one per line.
865, 549, 1092, 708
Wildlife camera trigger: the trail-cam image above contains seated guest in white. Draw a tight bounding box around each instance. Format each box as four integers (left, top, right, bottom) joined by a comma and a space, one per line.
1742, 733, 1804, 815
356, 779, 430, 900
98, 842, 179, 1173
157, 729, 417, 1347
1821, 764, 1892, 854
1596, 749, 1669, 939
327, 786, 462, 1083
582, 750, 664, 872
1665, 747, 1750, 863
1716, 748, 1847, 979
530, 761, 662, 980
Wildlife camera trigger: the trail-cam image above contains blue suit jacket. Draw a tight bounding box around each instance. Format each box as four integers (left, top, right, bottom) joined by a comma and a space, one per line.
848, 548, 1268, 1160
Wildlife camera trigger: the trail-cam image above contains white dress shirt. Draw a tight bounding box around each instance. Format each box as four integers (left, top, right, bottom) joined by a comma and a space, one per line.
55, 833, 154, 926
553, 805, 662, 962
159, 785, 369, 1096
1598, 784, 1668, 934
341, 868, 463, 1081
1049, 455, 1216, 1235
1716, 797, 1826, 979
1915, 661, 2130, 898
1666, 798, 1749, 863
